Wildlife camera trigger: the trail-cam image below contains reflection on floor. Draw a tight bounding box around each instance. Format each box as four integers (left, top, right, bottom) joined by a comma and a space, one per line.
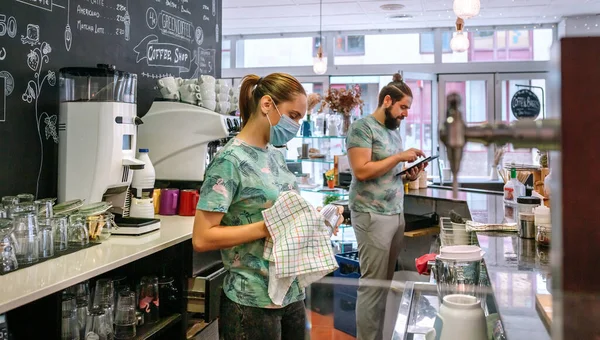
309, 310, 356, 340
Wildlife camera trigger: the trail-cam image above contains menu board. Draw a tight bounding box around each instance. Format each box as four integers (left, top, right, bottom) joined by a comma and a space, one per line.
0, 0, 222, 198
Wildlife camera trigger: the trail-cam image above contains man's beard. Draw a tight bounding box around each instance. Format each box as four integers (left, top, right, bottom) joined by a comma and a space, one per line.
384, 107, 401, 130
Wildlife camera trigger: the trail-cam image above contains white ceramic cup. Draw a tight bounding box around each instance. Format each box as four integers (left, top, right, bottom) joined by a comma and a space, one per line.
182, 79, 197, 86
160, 87, 180, 100
217, 93, 230, 102
218, 102, 231, 115
179, 84, 200, 98
158, 76, 177, 89
200, 75, 216, 86
200, 89, 216, 101
175, 77, 184, 87
181, 92, 202, 105
202, 100, 217, 111
215, 84, 230, 94
419, 171, 428, 188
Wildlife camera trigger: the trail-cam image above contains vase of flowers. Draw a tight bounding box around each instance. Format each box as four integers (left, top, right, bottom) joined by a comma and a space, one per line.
325, 168, 335, 189
320, 85, 363, 136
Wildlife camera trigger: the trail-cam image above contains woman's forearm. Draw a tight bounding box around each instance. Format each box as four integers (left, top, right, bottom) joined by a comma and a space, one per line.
193, 221, 268, 252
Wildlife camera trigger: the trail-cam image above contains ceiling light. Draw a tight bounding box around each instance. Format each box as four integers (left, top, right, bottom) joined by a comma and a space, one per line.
387, 14, 413, 21
451, 18, 470, 53
380, 4, 405, 11
313, 46, 327, 75
453, 0, 480, 19
313, 0, 327, 75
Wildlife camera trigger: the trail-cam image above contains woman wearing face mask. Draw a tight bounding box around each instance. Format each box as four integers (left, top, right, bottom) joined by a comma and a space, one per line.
192, 73, 309, 340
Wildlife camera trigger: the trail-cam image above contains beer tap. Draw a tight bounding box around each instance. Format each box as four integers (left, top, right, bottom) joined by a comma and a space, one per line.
439, 93, 561, 198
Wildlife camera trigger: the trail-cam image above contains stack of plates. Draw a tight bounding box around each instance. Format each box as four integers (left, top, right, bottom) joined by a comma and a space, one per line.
440, 218, 472, 246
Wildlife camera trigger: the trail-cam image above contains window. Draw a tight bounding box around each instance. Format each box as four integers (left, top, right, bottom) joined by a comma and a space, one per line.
334, 34, 434, 65
222, 40, 231, 69
500, 79, 547, 166
420, 32, 453, 54
329, 75, 433, 156
443, 28, 553, 63
236, 37, 314, 68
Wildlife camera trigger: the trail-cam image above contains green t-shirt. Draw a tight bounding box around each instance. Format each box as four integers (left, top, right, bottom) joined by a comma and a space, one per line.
197, 138, 304, 308
346, 115, 405, 215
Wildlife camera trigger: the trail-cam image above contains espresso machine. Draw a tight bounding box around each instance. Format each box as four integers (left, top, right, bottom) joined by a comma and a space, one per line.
57, 64, 145, 215
137, 100, 240, 181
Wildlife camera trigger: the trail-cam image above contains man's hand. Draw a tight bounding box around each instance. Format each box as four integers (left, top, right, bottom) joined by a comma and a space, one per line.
404, 162, 428, 182
397, 148, 426, 163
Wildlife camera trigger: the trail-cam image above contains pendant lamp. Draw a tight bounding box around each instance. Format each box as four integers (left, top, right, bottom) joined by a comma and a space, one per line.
453, 0, 480, 20
313, 0, 327, 75
450, 18, 470, 53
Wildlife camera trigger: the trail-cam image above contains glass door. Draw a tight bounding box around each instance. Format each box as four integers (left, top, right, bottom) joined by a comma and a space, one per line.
495, 73, 549, 166
438, 74, 495, 180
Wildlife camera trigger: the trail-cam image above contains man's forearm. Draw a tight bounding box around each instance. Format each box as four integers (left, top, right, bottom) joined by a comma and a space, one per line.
354, 154, 401, 181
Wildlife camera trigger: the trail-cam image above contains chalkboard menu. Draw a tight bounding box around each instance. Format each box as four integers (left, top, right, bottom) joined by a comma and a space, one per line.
0, 0, 222, 198
511, 89, 541, 120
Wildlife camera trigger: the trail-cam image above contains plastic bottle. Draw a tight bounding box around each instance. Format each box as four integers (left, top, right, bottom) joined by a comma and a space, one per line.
131, 149, 156, 199
503, 168, 524, 203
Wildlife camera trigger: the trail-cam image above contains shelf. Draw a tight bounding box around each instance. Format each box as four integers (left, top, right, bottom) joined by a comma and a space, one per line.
294, 136, 346, 140
286, 158, 334, 164
300, 187, 349, 197
134, 313, 182, 339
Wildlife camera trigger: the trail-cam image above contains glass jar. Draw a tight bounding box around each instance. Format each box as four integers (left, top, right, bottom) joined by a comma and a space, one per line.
536, 225, 551, 247
516, 196, 541, 221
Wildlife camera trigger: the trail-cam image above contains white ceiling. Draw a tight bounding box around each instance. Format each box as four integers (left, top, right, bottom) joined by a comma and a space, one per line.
222, 0, 600, 36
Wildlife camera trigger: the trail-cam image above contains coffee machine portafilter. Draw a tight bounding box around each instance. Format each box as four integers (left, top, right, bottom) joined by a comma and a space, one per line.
439, 93, 561, 198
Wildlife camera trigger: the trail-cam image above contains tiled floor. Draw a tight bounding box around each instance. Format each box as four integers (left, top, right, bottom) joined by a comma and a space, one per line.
308, 311, 356, 340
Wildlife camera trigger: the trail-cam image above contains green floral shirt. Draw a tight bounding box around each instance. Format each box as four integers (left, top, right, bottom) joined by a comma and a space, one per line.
346, 115, 405, 215
197, 138, 304, 308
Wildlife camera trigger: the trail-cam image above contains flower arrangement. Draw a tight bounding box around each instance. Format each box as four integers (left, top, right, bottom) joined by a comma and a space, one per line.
319, 85, 364, 117
307, 93, 321, 114
325, 168, 335, 181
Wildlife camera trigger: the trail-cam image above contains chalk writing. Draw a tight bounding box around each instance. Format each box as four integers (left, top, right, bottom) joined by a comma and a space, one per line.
159, 10, 193, 42
77, 5, 101, 18
134, 35, 195, 75
0, 71, 14, 123
195, 26, 203, 45
15, 0, 52, 12
165, 0, 177, 9
197, 47, 216, 76
21, 23, 40, 46
511, 89, 541, 120
65, 0, 72, 51
146, 7, 158, 29
76, 20, 105, 34
181, 6, 191, 15
0, 14, 18, 38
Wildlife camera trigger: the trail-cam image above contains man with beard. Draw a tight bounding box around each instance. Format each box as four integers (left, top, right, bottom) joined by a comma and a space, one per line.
346, 73, 427, 340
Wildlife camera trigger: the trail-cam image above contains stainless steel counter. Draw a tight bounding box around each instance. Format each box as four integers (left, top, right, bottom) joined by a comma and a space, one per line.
394, 188, 551, 340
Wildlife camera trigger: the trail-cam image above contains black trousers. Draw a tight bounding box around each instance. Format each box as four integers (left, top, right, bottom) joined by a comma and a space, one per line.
219, 293, 307, 340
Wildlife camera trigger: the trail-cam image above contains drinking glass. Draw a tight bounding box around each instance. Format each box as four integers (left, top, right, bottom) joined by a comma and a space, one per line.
17, 193, 35, 203
12, 212, 39, 265
93, 278, 114, 308
114, 291, 137, 339
1, 196, 19, 207
38, 219, 54, 259
0, 219, 18, 274
85, 308, 114, 340
68, 215, 89, 247
137, 276, 159, 324
61, 294, 80, 340
52, 216, 69, 253
35, 198, 56, 219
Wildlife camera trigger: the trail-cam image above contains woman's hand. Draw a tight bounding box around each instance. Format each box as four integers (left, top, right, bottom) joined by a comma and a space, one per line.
317, 205, 345, 236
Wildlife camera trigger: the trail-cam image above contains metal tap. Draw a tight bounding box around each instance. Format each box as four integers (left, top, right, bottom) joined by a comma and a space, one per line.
439, 93, 561, 198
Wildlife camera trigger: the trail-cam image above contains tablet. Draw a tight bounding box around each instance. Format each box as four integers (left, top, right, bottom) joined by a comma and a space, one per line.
397, 155, 439, 176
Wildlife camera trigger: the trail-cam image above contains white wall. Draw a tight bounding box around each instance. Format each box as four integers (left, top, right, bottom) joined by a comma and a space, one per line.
559, 16, 600, 37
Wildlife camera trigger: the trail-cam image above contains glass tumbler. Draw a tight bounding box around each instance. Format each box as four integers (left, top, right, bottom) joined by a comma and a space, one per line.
114, 291, 137, 339
85, 308, 114, 340
17, 193, 35, 203
52, 216, 69, 253
35, 198, 56, 219
137, 276, 159, 324
62, 294, 80, 340
12, 212, 39, 265
38, 219, 54, 259
68, 215, 89, 247
1, 196, 19, 207
0, 219, 18, 274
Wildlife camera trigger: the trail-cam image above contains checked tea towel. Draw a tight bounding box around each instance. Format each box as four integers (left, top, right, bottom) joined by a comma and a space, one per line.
262, 191, 339, 305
